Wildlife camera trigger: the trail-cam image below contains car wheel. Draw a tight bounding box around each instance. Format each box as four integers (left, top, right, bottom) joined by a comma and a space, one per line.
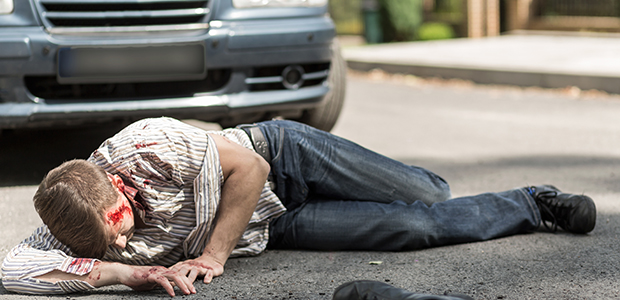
295, 41, 347, 132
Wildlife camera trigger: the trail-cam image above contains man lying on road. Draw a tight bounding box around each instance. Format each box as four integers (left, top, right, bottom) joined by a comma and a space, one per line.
1, 117, 596, 296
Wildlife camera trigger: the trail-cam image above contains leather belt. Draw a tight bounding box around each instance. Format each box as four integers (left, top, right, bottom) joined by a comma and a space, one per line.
239, 125, 275, 190
240, 125, 271, 163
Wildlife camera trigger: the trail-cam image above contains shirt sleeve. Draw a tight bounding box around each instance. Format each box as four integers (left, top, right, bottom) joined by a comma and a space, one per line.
1, 225, 97, 294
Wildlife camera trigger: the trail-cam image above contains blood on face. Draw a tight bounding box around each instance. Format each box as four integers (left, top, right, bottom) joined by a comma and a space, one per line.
107, 203, 132, 225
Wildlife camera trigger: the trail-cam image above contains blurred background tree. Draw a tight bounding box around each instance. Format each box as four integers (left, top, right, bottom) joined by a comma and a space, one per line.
419, 0, 462, 40
329, 0, 363, 35
330, 0, 462, 42
378, 0, 424, 41
330, 0, 620, 43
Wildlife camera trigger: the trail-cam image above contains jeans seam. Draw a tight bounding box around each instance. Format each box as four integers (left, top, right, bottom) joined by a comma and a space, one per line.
272, 127, 285, 163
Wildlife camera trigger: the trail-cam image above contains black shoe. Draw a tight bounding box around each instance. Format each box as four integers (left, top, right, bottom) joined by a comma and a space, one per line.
527, 185, 596, 234
333, 280, 474, 300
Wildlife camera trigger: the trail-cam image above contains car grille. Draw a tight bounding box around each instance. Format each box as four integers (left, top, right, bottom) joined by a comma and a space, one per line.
34, 0, 210, 33
25, 69, 231, 102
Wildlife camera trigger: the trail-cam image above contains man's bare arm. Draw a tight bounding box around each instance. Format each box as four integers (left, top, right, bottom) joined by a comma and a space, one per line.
35, 261, 195, 296
170, 133, 270, 283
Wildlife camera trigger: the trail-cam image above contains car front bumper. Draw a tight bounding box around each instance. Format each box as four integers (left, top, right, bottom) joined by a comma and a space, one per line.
0, 16, 335, 129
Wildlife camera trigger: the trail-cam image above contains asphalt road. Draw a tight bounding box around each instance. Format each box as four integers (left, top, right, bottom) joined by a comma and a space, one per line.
1, 74, 620, 299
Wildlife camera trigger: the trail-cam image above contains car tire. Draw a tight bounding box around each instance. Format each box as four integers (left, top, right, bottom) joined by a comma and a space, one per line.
295, 41, 347, 132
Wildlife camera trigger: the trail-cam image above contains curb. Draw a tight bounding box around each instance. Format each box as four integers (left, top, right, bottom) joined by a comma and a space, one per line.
345, 59, 620, 94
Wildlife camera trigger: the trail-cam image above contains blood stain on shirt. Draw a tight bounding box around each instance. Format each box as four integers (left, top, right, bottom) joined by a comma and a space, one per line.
135, 142, 157, 149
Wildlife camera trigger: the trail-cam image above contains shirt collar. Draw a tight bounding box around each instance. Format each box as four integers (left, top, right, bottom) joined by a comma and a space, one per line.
121, 184, 149, 224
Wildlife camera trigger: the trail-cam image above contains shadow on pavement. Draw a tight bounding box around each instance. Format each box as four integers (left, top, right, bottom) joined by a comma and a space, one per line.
0, 122, 127, 187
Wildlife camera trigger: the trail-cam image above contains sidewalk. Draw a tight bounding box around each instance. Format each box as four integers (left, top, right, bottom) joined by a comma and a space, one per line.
341, 32, 620, 94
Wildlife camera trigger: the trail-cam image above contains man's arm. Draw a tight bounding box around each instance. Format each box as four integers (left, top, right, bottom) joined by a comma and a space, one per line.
2, 228, 195, 296
2, 240, 194, 296
170, 133, 270, 283
34, 262, 195, 296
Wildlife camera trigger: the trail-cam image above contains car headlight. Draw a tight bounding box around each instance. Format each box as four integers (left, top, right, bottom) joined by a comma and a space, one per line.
232, 0, 327, 9
0, 0, 14, 14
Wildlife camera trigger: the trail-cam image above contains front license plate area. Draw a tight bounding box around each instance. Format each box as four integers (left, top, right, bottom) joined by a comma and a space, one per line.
57, 43, 206, 84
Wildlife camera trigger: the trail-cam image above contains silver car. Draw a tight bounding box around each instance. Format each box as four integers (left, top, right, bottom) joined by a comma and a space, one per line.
0, 0, 346, 131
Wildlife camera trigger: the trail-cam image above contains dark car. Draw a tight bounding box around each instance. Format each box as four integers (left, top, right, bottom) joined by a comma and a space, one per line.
0, 0, 346, 131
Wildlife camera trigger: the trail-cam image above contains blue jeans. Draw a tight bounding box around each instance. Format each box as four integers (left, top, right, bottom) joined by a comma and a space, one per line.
251, 120, 541, 251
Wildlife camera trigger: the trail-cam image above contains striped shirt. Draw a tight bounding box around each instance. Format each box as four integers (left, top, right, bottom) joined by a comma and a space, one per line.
1, 117, 286, 294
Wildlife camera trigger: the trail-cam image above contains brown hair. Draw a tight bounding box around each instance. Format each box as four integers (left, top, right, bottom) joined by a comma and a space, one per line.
33, 159, 118, 259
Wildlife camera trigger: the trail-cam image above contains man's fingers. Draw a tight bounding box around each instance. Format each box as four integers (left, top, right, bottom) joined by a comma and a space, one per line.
170, 273, 195, 295
203, 269, 214, 284
170, 262, 201, 277
177, 265, 191, 277
188, 268, 200, 284
147, 269, 195, 296
151, 275, 176, 297
169, 261, 185, 273
166, 260, 221, 289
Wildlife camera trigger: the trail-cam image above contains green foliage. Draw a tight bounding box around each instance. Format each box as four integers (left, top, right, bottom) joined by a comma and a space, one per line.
328, 0, 460, 41
378, 0, 423, 42
329, 0, 363, 35
418, 22, 455, 41
432, 0, 464, 24
435, 0, 462, 13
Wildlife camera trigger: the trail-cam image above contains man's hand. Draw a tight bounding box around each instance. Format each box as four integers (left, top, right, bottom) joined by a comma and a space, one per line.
117, 265, 196, 296
169, 254, 225, 284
